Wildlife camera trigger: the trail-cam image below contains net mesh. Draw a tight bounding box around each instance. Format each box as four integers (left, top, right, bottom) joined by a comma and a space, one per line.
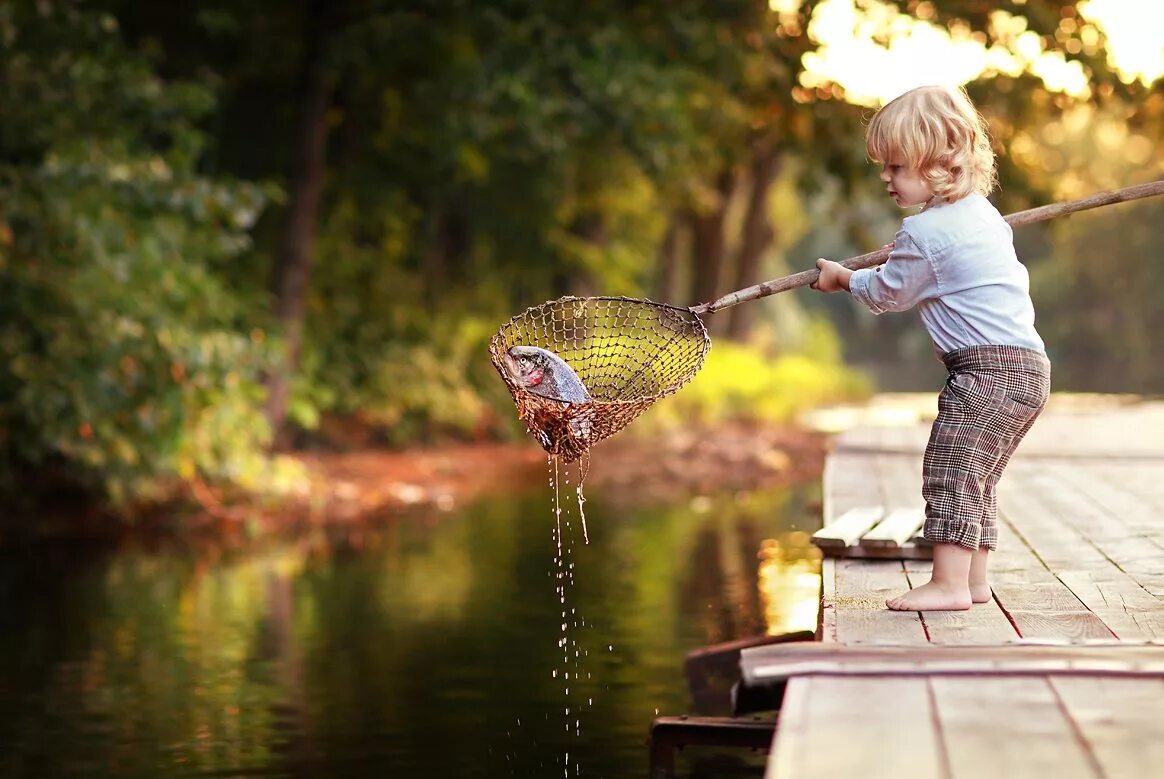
489, 296, 710, 462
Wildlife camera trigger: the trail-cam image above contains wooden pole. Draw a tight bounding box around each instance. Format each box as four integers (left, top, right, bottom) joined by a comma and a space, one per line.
691, 179, 1164, 316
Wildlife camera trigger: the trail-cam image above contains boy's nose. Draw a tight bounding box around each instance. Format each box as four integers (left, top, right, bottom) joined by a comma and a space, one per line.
879, 166, 891, 182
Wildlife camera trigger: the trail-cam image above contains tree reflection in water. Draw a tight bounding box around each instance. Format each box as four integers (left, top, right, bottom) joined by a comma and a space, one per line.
0, 480, 820, 779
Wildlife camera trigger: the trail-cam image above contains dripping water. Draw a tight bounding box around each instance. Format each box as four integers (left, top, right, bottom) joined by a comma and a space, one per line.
547, 454, 598, 777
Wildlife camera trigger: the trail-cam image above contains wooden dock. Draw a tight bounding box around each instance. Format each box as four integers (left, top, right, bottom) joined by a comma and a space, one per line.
748, 395, 1164, 779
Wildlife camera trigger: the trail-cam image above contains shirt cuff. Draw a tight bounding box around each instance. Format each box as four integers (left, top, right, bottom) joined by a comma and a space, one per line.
848, 268, 886, 314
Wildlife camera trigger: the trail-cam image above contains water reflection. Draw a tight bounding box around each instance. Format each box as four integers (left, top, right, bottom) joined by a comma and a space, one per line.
0, 480, 820, 778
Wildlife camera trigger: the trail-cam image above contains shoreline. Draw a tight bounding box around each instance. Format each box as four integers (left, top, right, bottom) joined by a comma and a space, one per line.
0, 422, 828, 542
295, 421, 829, 520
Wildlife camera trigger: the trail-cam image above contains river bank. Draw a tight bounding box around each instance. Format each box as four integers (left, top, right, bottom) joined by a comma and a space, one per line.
294, 422, 828, 522
0, 422, 828, 541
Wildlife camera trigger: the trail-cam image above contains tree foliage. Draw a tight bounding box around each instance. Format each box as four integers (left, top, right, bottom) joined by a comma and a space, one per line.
0, 2, 283, 506
2, 0, 1161, 513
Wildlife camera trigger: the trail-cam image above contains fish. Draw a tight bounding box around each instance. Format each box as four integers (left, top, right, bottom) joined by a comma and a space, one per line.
502, 346, 592, 404
502, 345, 593, 446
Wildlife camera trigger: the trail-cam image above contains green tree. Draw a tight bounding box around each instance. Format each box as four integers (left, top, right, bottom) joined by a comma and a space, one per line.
0, 1, 278, 507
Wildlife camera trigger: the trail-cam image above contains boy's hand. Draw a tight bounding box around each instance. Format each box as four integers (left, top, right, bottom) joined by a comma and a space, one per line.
812, 258, 852, 293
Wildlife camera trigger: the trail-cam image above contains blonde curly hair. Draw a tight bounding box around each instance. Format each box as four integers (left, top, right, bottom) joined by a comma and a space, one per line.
865, 85, 998, 202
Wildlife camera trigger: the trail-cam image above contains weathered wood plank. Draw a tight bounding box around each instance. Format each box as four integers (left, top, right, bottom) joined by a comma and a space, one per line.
741, 642, 1164, 686
1060, 463, 1164, 549
822, 453, 877, 524
1002, 611, 1116, 641
1034, 464, 1164, 572
1051, 677, 1164, 777
931, 677, 1100, 779
990, 515, 1060, 584
860, 507, 925, 549
998, 477, 1113, 573
1052, 571, 1164, 640
832, 559, 927, 644
818, 557, 837, 643
990, 583, 1090, 612
765, 677, 945, 779
878, 451, 924, 508
999, 465, 1164, 640
811, 506, 883, 548
904, 570, 1018, 644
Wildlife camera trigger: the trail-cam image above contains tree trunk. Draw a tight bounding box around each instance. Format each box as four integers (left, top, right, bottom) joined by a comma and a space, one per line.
655, 216, 682, 303
726, 149, 780, 341
266, 0, 335, 443
563, 212, 607, 297
688, 169, 736, 313
421, 204, 469, 305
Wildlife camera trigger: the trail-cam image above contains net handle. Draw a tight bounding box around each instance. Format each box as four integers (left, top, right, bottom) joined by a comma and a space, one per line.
691, 179, 1164, 316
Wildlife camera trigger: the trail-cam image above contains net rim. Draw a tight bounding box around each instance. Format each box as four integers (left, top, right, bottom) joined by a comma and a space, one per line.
496, 294, 702, 329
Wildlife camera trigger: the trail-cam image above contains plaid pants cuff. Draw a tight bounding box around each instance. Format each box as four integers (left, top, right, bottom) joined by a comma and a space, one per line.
979, 522, 998, 551
923, 517, 983, 551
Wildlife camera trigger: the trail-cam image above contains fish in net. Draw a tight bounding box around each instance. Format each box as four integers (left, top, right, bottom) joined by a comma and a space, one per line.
489, 296, 710, 462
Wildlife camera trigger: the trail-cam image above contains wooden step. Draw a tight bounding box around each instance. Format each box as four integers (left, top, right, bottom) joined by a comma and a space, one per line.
733, 641, 1164, 713
741, 641, 1164, 687
811, 505, 932, 560
859, 507, 925, 548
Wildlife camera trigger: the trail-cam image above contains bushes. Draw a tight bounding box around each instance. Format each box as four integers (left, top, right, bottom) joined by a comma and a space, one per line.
0, 4, 293, 508
636, 323, 870, 432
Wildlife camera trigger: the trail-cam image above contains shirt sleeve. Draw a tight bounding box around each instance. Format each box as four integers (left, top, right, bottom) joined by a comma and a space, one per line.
848, 231, 939, 314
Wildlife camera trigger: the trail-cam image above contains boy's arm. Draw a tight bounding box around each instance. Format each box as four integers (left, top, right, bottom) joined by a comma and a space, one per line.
847, 234, 936, 314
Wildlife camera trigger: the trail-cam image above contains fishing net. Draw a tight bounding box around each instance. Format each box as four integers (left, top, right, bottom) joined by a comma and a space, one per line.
489, 296, 710, 462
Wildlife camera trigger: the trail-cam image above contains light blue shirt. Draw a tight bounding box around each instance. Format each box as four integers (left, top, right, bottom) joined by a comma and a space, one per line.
849, 193, 1045, 355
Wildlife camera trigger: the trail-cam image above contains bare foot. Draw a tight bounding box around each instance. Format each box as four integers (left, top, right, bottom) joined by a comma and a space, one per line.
886, 581, 972, 611
970, 582, 992, 603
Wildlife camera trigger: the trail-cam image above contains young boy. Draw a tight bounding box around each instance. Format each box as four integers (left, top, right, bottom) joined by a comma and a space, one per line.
812, 85, 1050, 611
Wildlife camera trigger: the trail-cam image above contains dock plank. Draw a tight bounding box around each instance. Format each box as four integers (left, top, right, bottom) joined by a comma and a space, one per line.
1000, 467, 1163, 639
1001, 610, 1116, 641
765, 677, 944, 779
832, 559, 926, 644
818, 558, 837, 643
741, 643, 1164, 685
822, 453, 875, 524
931, 677, 1099, 779
811, 506, 883, 548
878, 451, 924, 508
908, 583, 1018, 645
759, 398, 1164, 779
1051, 677, 1164, 777
860, 507, 925, 549
1054, 571, 1164, 640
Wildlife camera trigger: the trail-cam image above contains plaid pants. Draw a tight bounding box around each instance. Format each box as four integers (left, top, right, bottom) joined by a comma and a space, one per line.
922, 345, 1050, 551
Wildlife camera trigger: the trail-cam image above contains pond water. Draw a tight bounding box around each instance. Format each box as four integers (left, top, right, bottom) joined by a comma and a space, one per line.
0, 474, 822, 779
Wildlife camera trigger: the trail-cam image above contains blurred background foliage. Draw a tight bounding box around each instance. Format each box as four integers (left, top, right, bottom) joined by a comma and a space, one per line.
1, 0, 1161, 513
